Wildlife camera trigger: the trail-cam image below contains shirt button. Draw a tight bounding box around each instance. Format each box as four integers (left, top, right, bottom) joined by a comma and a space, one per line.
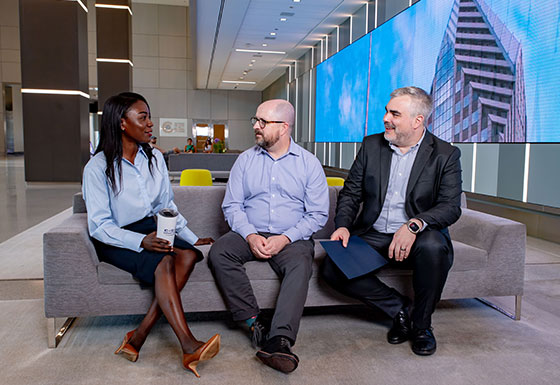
272, 177, 275, 181
394, 191, 398, 195
271, 209, 274, 213
399, 173, 402, 176
272, 194, 275, 198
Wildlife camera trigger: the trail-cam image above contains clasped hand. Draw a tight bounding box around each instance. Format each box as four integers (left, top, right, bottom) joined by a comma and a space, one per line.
246, 234, 290, 259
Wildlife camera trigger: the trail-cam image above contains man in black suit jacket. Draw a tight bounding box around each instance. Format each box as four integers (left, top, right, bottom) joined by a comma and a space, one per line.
322, 86, 462, 356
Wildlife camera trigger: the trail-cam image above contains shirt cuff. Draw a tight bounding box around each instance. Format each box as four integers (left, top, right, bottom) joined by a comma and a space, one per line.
177, 227, 199, 245
123, 231, 146, 252
237, 224, 259, 240
283, 227, 302, 243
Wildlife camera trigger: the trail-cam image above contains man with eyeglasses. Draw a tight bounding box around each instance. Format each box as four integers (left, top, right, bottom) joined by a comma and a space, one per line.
208, 99, 329, 373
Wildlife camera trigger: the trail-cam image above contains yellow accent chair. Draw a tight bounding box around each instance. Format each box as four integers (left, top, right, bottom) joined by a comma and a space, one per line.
179, 169, 213, 186
326, 177, 345, 187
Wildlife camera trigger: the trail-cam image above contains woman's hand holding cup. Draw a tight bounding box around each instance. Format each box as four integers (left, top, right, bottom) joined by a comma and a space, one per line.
142, 232, 173, 252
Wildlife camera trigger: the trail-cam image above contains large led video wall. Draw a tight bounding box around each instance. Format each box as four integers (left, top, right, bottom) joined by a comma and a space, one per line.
315, 0, 560, 143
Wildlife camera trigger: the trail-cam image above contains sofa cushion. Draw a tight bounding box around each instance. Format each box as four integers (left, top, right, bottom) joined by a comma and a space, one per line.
173, 186, 231, 240
313, 186, 341, 239
98, 239, 488, 285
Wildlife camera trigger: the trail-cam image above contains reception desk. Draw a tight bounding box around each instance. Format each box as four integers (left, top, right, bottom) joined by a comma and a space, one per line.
168, 153, 239, 179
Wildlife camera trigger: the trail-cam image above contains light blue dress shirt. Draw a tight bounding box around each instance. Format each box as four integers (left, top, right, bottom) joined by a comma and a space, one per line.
373, 131, 426, 233
222, 140, 329, 242
82, 147, 199, 252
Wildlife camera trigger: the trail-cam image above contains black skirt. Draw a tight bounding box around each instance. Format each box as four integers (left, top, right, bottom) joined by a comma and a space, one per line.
92, 216, 203, 286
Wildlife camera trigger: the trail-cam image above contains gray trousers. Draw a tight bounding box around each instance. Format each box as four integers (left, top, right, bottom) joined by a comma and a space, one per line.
208, 231, 314, 344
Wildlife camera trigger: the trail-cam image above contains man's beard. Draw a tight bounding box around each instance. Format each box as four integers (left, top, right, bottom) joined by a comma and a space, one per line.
255, 130, 280, 149
383, 122, 412, 147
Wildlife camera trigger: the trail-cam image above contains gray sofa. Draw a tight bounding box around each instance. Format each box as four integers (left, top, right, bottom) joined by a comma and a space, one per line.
43, 186, 526, 347
168, 153, 239, 179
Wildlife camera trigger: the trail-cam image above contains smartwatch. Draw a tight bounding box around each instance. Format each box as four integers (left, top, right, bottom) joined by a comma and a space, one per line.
407, 219, 421, 234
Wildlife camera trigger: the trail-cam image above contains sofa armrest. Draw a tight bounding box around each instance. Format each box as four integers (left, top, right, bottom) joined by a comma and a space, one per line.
450, 208, 525, 253
43, 213, 100, 286
450, 207, 526, 295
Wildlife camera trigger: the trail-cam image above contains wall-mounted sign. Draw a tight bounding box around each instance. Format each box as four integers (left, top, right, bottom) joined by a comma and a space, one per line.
158, 118, 191, 137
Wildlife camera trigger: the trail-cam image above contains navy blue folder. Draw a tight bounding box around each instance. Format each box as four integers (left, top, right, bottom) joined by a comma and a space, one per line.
320, 236, 388, 279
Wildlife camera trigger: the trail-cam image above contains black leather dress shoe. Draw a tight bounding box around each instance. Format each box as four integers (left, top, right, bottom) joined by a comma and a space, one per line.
387, 308, 411, 344
250, 314, 271, 348
411, 328, 437, 356
256, 336, 299, 373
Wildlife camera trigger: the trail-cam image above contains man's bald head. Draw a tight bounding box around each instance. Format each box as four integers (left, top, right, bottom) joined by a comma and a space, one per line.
258, 99, 295, 129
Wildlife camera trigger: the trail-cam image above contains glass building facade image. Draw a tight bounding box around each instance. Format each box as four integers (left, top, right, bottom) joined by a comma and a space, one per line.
427, 0, 527, 143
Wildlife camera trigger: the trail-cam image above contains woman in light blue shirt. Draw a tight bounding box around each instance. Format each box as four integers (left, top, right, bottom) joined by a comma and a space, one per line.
82, 92, 219, 377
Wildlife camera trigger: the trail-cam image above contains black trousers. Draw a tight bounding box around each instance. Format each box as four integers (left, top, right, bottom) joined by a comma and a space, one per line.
321, 228, 453, 329
208, 231, 314, 344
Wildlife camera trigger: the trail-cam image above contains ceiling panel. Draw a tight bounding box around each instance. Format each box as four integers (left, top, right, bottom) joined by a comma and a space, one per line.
195, 0, 367, 91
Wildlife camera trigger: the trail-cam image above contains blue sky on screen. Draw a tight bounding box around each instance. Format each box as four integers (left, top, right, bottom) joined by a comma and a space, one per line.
366, 0, 454, 135
315, 33, 370, 142
485, 0, 560, 142
316, 0, 560, 142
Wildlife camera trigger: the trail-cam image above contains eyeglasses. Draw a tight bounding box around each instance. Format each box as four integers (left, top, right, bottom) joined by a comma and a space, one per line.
250, 117, 285, 129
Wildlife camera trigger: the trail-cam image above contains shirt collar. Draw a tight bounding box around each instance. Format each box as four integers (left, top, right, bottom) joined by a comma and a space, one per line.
137, 145, 148, 159
256, 138, 301, 158
121, 144, 148, 166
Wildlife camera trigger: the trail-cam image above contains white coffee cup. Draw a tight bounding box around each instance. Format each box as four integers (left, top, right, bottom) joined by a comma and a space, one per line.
156, 208, 178, 245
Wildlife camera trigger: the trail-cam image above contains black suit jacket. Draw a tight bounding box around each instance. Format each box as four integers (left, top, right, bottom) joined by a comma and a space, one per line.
335, 131, 462, 237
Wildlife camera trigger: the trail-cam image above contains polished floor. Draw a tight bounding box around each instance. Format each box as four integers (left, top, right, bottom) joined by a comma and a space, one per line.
0, 155, 81, 243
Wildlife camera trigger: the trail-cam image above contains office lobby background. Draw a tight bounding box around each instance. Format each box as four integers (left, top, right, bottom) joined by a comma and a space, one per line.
0, 2, 559, 384
0, 0, 559, 241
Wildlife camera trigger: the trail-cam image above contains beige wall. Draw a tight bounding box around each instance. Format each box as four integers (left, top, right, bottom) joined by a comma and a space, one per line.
0, 0, 20, 84
1, 0, 260, 156
130, 3, 261, 152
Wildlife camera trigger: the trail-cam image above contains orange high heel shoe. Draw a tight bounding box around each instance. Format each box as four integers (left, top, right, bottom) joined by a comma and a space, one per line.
114, 330, 139, 362
182, 334, 221, 377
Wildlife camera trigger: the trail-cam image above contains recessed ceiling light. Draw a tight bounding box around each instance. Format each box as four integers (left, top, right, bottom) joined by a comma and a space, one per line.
280, 18, 287, 22
251, 59, 256, 62
293, 0, 301, 3
262, 43, 268, 47
236, 48, 286, 54
249, 64, 253, 67
270, 32, 276, 36
222, 80, 256, 85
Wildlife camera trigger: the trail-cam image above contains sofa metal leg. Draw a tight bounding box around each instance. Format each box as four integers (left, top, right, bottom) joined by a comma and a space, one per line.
47, 317, 76, 348
476, 296, 522, 321
514, 295, 522, 320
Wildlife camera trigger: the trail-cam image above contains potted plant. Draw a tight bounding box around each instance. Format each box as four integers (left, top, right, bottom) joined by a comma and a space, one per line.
213, 138, 225, 153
